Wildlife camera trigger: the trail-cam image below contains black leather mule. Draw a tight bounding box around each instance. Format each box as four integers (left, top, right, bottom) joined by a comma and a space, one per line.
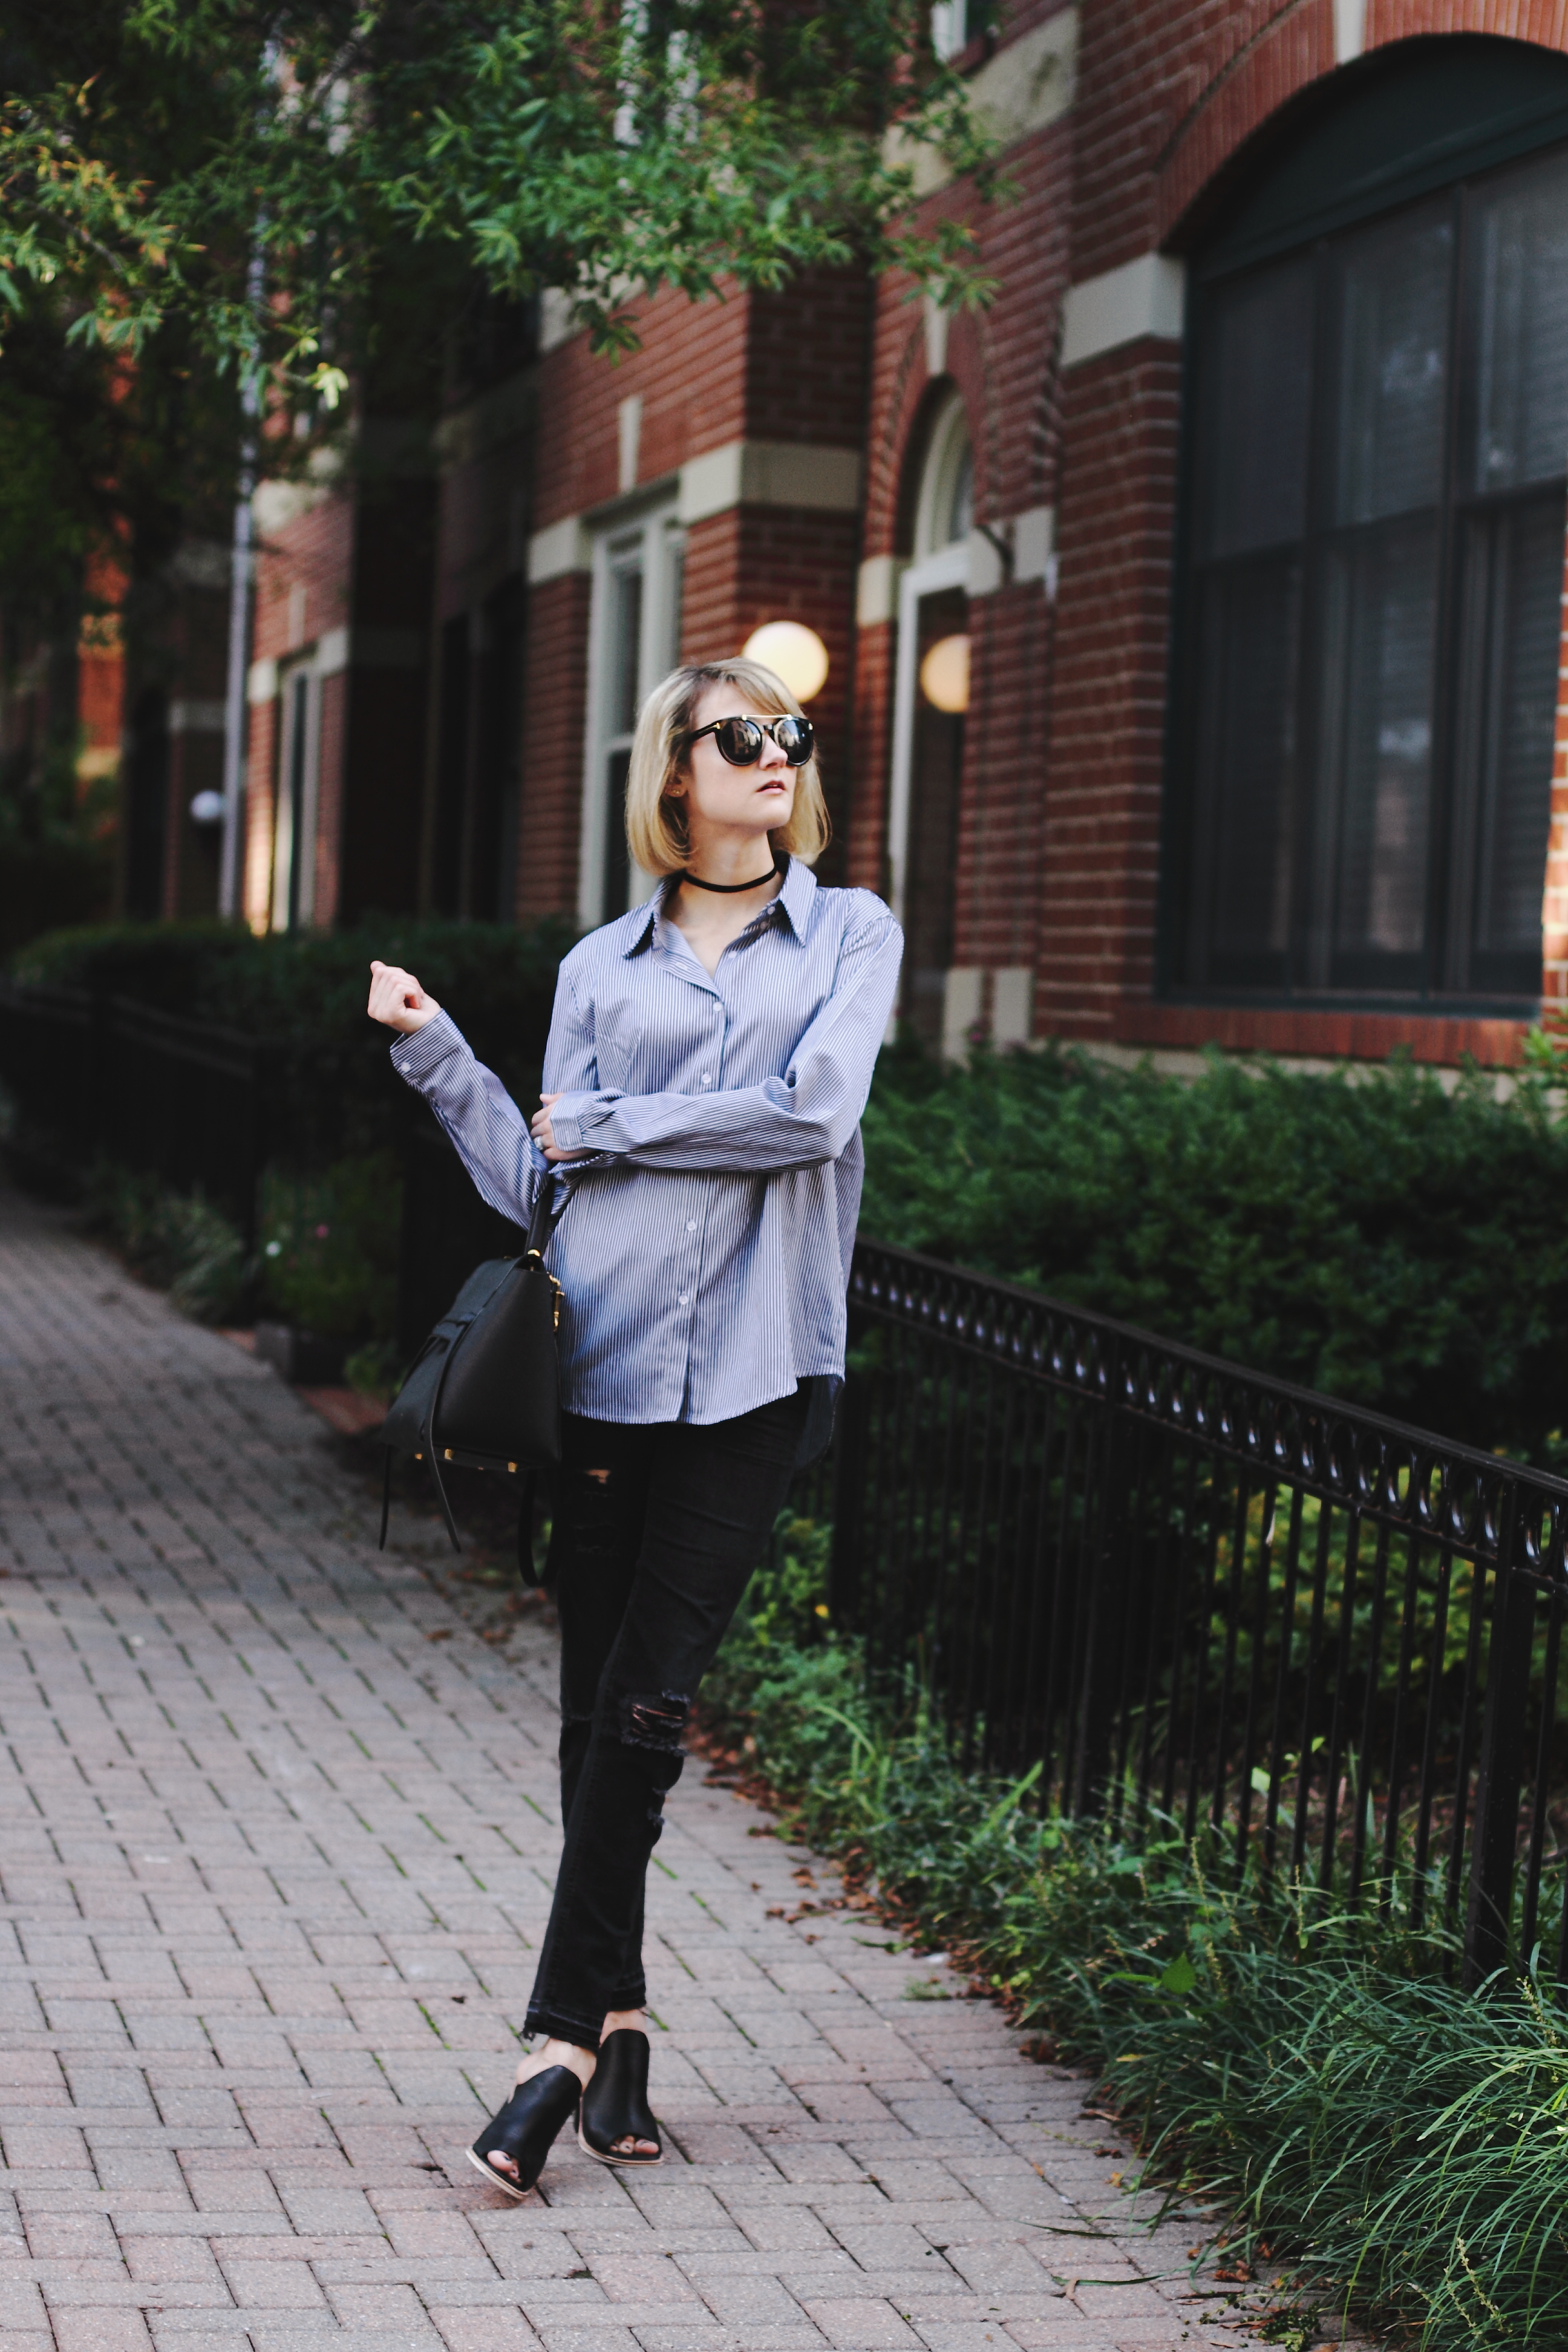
467, 2065, 582, 2198
578, 2028, 663, 2167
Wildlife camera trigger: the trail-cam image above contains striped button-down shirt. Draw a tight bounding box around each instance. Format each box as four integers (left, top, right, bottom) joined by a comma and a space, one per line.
389, 858, 903, 1431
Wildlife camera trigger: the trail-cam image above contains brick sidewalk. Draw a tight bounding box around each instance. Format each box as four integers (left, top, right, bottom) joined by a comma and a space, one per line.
0, 1177, 1302, 2352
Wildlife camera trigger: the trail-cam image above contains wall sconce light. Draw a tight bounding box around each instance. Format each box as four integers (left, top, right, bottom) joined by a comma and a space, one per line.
742, 620, 829, 703
920, 633, 970, 714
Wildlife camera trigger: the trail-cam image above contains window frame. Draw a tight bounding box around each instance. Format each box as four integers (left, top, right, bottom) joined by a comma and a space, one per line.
577, 496, 685, 929
271, 657, 322, 933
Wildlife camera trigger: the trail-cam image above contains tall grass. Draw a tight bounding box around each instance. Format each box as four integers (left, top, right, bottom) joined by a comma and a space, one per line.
707, 1541, 1568, 2350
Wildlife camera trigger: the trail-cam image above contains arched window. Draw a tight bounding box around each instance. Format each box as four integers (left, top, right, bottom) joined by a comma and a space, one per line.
913, 393, 974, 558
1167, 39, 1568, 1004
890, 389, 973, 1048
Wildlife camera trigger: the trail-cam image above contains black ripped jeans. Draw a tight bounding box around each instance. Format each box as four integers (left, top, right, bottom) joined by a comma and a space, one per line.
523, 1386, 809, 2047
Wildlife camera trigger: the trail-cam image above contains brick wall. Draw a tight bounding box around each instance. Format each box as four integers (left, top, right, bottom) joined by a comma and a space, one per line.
532, 285, 752, 532
1036, 340, 1182, 1036
517, 572, 592, 918
252, 495, 355, 666
745, 272, 872, 449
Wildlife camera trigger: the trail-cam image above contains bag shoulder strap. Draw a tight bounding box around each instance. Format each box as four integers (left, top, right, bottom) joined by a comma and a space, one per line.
524, 1169, 571, 1262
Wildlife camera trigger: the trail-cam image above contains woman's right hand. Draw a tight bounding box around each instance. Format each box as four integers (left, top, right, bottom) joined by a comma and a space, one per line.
368, 960, 442, 1035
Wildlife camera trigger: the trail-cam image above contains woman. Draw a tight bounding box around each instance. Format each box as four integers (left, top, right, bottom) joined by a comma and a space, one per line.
367, 656, 902, 2197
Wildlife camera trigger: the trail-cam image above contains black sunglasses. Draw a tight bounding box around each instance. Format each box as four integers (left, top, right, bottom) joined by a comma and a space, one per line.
684, 713, 815, 768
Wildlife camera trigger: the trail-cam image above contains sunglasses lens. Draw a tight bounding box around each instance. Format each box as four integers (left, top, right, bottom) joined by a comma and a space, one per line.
716, 718, 764, 765
777, 717, 814, 767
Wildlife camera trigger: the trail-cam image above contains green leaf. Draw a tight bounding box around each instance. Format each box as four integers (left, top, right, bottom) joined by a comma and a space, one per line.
1159, 1951, 1198, 1996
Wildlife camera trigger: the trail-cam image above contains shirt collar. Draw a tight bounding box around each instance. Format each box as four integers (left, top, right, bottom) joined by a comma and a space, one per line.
624, 857, 815, 956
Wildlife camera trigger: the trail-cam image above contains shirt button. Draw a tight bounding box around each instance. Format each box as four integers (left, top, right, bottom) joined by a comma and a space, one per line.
678, 1293, 689, 1305
686, 1220, 697, 1233
701, 1074, 713, 1086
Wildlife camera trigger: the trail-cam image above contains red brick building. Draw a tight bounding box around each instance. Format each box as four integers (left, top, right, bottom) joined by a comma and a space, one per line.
240, 0, 1568, 1069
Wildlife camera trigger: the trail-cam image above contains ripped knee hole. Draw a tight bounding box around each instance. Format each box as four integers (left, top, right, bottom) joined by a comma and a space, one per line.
618, 1689, 691, 1751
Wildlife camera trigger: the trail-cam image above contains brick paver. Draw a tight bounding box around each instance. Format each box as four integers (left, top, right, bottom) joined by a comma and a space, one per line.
0, 1178, 1315, 2352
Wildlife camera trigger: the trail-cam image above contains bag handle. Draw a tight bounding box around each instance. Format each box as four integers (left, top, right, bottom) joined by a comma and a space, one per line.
523, 1168, 570, 1264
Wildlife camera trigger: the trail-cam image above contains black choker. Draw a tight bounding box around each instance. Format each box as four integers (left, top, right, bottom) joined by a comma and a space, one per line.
680, 863, 780, 894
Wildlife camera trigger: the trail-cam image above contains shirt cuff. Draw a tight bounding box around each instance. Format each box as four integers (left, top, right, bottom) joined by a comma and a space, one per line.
388, 1010, 466, 1085
545, 1091, 607, 1154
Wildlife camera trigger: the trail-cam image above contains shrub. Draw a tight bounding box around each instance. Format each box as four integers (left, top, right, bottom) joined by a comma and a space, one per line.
85, 1164, 249, 1324
705, 1538, 1568, 2350
860, 1043, 1568, 1458
13, 914, 575, 1160
257, 1151, 402, 1342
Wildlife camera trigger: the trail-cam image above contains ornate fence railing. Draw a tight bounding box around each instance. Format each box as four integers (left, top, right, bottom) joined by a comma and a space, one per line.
0, 981, 275, 1245
829, 1240, 1568, 1988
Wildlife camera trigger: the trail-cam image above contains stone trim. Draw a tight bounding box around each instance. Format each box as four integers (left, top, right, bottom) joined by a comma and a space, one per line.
677, 439, 863, 523
1060, 253, 1186, 368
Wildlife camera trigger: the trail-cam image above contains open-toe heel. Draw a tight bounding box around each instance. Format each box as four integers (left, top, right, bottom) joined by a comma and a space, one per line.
578, 2028, 662, 2167
467, 2065, 582, 2199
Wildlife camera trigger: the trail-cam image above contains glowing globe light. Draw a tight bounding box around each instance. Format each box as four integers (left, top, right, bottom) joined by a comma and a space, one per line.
920, 633, 970, 714
742, 620, 829, 703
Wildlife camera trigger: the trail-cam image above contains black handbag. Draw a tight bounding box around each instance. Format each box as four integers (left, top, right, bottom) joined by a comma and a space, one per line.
377, 1177, 567, 1566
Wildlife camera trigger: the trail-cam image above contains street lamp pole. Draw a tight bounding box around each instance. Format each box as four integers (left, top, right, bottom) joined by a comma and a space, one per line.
218, 53, 274, 922
217, 347, 260, 924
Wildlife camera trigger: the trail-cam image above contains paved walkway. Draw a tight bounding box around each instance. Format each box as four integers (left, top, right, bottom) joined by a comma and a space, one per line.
0, 1177, 1296, 2352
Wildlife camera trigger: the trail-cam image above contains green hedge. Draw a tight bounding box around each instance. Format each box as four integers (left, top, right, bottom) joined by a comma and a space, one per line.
860, 1043, 1568, 1460
13, 915, 575, 1159
706, 1547, 1568, 2352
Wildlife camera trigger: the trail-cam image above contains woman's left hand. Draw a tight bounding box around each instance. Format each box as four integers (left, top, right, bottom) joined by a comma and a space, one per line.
368, 960, 442, 1034
531, 1091, 595, 1164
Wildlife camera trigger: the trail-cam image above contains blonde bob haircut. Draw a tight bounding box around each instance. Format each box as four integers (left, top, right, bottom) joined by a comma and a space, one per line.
624, 658, 831, 879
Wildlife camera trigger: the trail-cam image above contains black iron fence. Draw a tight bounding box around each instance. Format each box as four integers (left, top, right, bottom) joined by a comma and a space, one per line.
3, 978, 1564, 1984
0, 981, 278, 1245
828, 1241, 1568, 1988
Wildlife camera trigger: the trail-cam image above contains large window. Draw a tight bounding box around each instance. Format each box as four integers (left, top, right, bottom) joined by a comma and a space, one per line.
1170, 44, 1568, 1004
